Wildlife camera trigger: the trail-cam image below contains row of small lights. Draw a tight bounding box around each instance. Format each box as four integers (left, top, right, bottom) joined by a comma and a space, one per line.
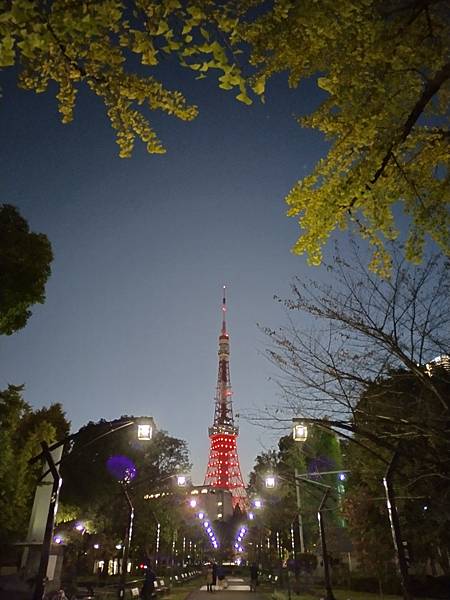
199, 514, 218, 550
233, 526, 247, 553
144, 491, 171, 500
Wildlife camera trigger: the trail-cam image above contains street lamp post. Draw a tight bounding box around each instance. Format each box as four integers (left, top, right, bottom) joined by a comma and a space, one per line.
118, 486, 134, 600
292, 421, 308, 555
294, 468, 305, 554
316, 488, 335, 600
293, 417, 413, 600
117, 469, 189, 598
291, 419, 336, 600
264, 467, 337, 600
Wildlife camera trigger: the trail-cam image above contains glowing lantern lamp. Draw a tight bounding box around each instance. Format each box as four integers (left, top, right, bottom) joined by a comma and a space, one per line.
137, 423, 153, 441
265, 475, 276, 489
293, 423, 308, 442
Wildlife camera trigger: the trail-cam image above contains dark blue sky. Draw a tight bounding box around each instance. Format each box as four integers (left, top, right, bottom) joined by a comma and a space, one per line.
1, 62, 330, 482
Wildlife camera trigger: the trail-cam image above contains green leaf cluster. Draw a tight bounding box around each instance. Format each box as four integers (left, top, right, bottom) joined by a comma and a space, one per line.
2, 1, 448, 269
343, 370, 450, 577
242, 0, 450, 272
0, 204, 53, 335
248, 428, 344, 555
0, 385, 70, 546
59, 418, 192, 561
0, 0, 249, 156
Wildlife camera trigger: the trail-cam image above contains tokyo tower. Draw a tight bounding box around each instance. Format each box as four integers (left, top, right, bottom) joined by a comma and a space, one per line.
204, 287, 247, 511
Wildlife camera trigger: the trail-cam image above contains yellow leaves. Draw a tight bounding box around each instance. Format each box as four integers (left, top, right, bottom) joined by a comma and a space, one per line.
317, 76, 335, 94
367, 244, 392, 281
1, 0, 252, 158
155, 19, 169, 36
17, 32, 45, 58
239, 0, 450, 272
182, 23, 192, 36
218, 70, 241, 90
10, 0, 37, 25
236, 91, 252, 105
186, 5, 205, 23
0, 33, 15, 67
251, 76, 266, 96
131, 30, 158, 66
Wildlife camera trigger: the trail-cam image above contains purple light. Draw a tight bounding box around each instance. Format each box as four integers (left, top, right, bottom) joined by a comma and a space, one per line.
54, 536, 63, 544
106, 455, 137, 482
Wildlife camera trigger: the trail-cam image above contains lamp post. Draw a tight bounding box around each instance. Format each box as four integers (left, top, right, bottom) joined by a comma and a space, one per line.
291, 419, 336, 600
292, 420, 308, 555
30, 418, 154, 600
293, 417, 413, 600
265, 469, 336, 600
315, 486, 335, 600
118, 485, 135, 600
135, 473, 189, 587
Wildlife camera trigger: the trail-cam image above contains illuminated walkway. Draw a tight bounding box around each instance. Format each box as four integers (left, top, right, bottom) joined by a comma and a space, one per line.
199, 577, 252, 592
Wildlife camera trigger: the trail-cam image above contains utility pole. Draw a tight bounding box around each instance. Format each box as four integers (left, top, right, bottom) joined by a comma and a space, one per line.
294, 468, 305, 554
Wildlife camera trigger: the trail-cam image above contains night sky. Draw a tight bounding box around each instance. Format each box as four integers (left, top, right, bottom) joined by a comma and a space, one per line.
1, 60, 330, 483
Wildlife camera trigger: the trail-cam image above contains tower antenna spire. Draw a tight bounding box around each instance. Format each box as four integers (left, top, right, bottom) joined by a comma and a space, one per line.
222, 285, 227, 335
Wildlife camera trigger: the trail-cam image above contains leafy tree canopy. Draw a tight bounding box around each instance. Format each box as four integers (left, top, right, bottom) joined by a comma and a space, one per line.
248, 428, 343, 552
1, 1, 448, 271
0, 204, 53, 335
59, 417, 192, 558
0, 384, 70, 545
343, 369, 450, 577
0, 0, 249, 157
242, 0, 449, 272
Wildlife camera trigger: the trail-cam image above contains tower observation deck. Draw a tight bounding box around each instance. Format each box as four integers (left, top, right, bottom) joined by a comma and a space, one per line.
203, 287, 247, 511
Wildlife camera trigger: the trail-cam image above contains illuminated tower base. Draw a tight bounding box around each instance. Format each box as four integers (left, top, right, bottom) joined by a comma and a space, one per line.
204, 430, 247, 510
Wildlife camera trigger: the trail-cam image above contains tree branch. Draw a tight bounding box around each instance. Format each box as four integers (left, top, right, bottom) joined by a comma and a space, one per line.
371, 61, 450, 186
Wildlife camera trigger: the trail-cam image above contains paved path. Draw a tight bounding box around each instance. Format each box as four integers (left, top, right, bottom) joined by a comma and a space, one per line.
197, 577, 261, 600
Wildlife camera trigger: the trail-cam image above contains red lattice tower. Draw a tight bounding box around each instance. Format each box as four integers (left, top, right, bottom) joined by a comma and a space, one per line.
204, 287, 247, 511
